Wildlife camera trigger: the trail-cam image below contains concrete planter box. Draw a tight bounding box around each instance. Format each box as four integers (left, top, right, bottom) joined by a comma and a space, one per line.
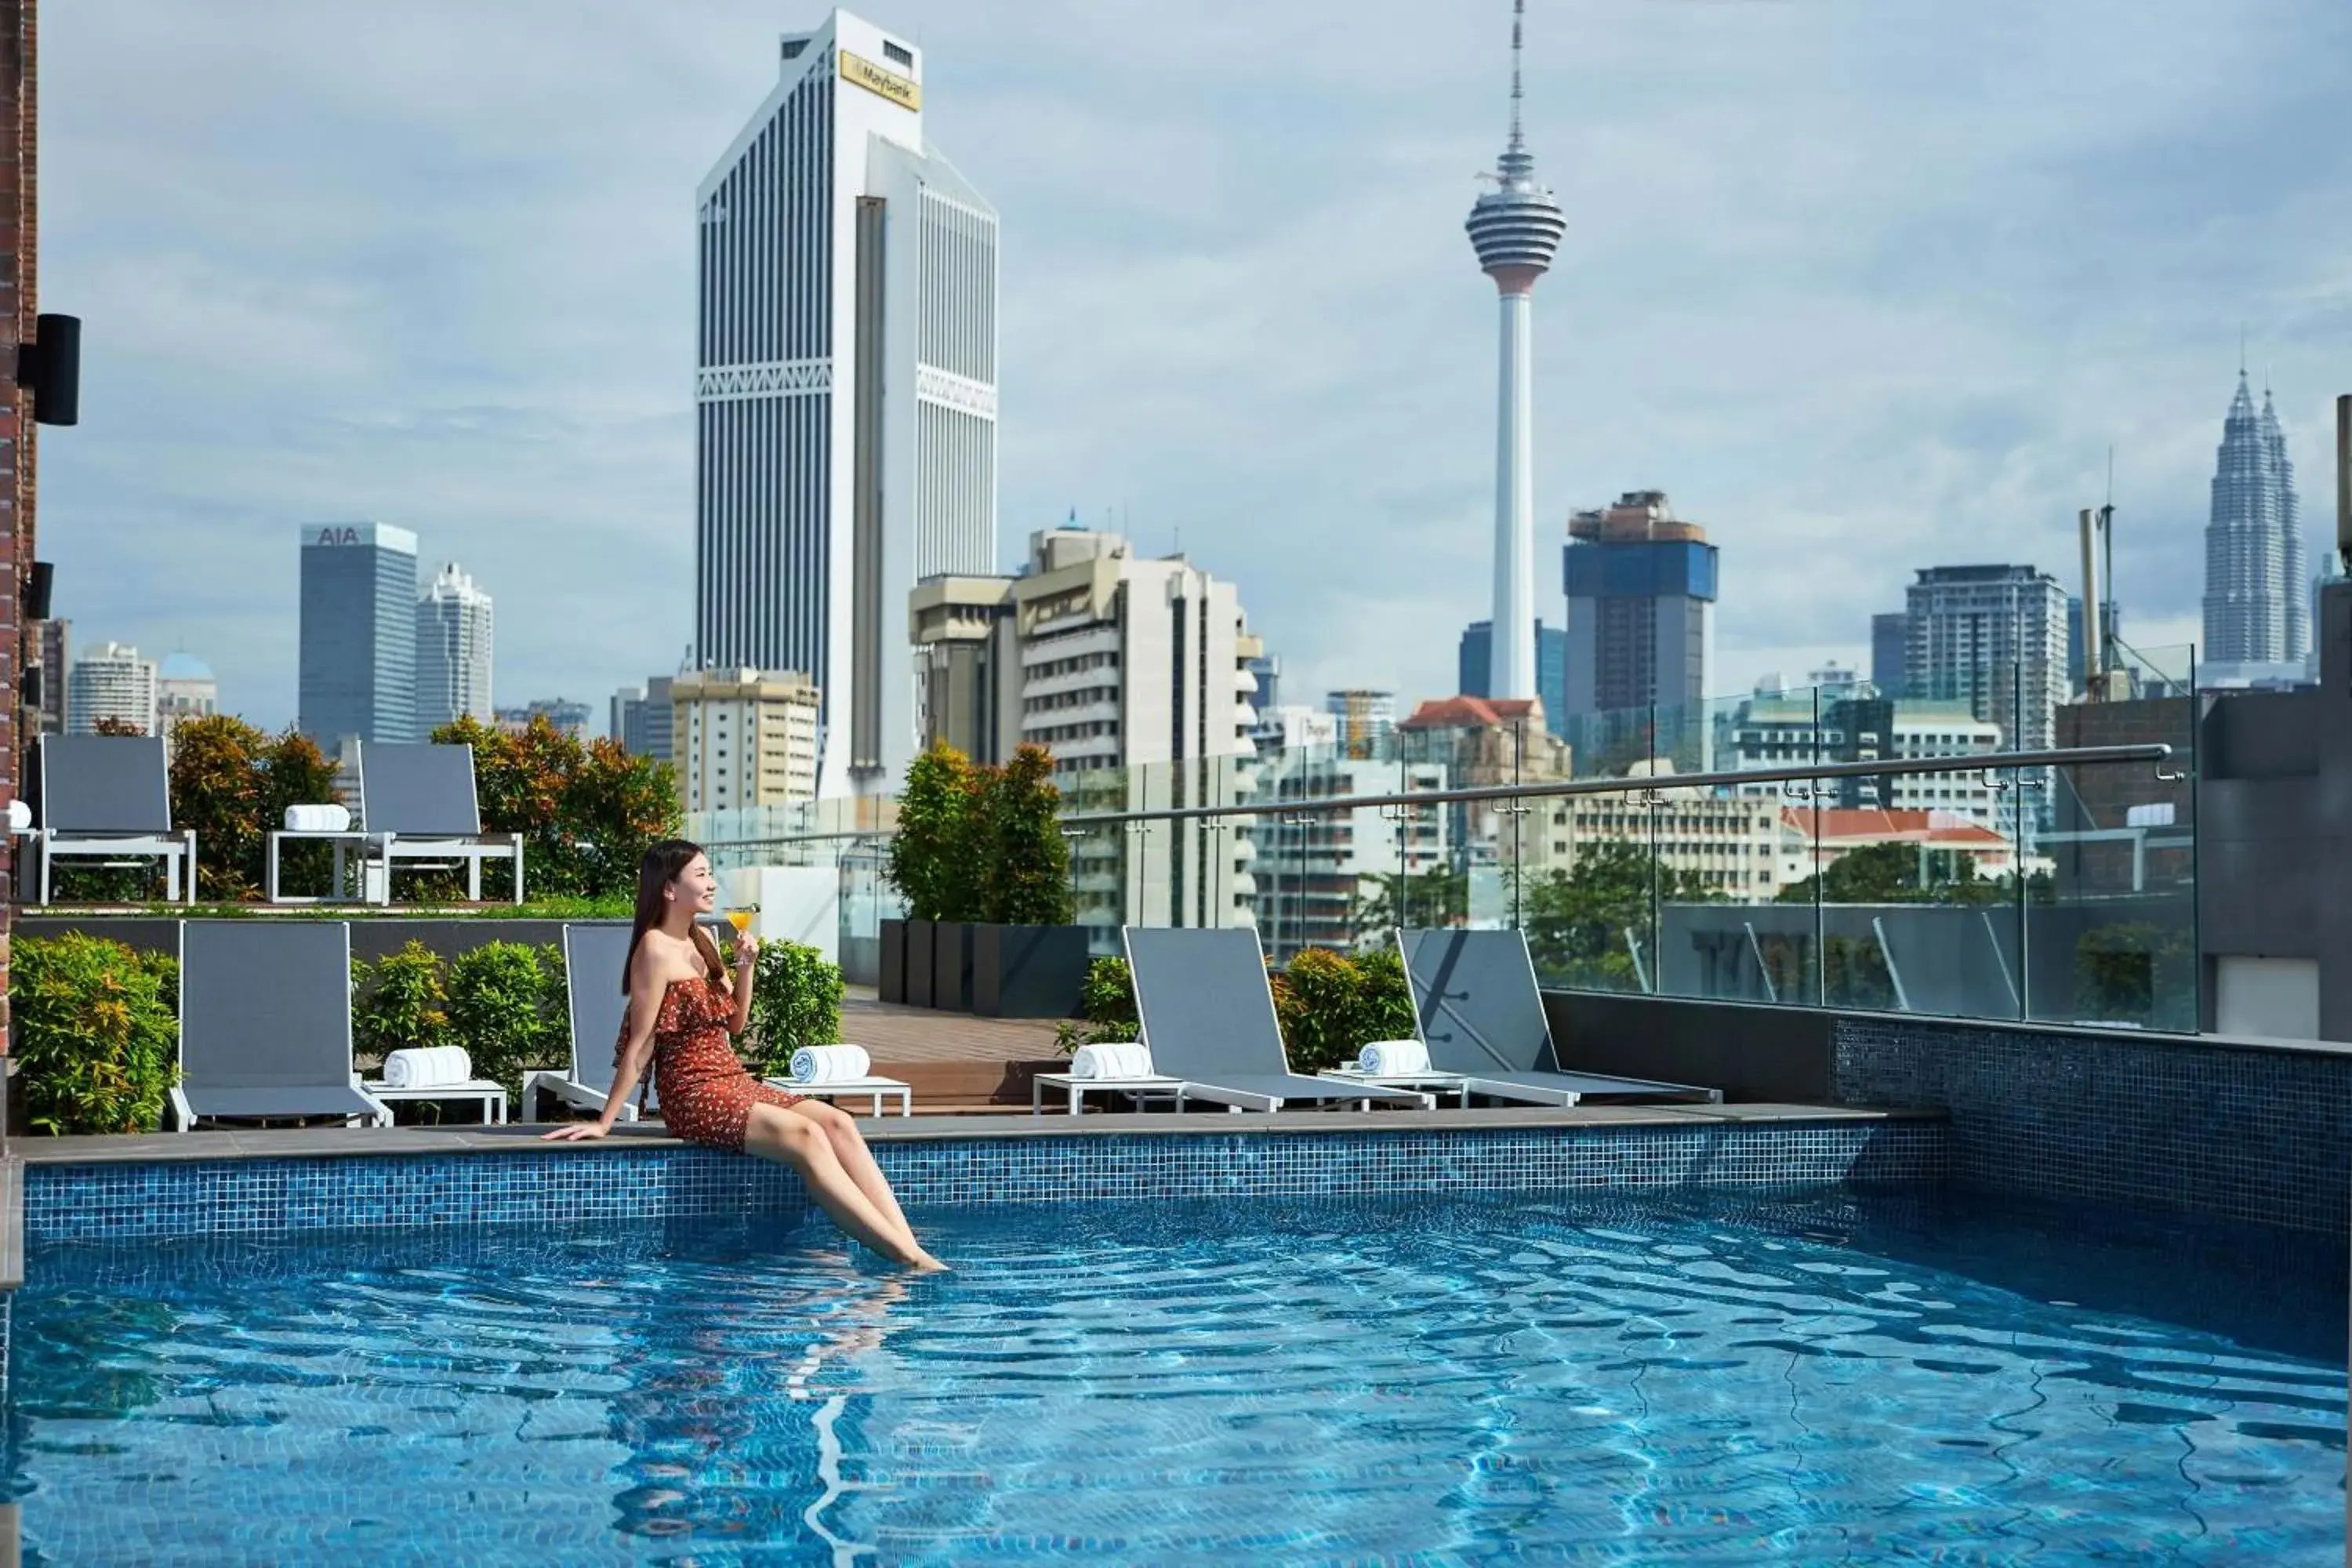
904, 920, 936, 1008
878, 919, 908, 1004
974, 924, 1091, 1018
931, 921, 975, 1012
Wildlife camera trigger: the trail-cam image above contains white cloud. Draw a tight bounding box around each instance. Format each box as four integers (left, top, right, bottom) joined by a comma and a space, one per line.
36, 0, 2352, 733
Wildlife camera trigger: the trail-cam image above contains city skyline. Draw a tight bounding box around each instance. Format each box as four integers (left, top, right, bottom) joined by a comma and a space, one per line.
34, 0, 2352, 734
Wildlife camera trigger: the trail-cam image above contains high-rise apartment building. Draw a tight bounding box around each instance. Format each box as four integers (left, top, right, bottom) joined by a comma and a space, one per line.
1457, 619, 1566, 738
416, 562, 493, 736
1563, 491, 1717, 717
1324, 689, 1397, 759
67, 642, 158, 735
2201, 371, 2307, 674
671, 669, 823, 812
154, 652, 217, 754
1904, 564, 2067, 755
908, 526, 1261, 942
299, 522, 418, 750
35, 618, 67, 735
1465, 0, 1566, 702
696, 11, 1000, 798
610, 677, 676, 761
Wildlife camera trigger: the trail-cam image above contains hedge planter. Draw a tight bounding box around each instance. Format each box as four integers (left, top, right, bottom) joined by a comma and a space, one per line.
974, 924, 1091, 1018
879, 919, 909, 1005
905, 920, 936, 1009
931, 921, 975, 1013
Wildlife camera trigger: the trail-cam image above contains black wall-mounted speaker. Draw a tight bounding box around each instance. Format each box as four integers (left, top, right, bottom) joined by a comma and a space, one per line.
17, 314, 79, 426
25, 560, 51, 620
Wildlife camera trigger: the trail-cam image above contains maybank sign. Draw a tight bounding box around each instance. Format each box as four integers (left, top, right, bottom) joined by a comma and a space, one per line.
839, 49, 920, 111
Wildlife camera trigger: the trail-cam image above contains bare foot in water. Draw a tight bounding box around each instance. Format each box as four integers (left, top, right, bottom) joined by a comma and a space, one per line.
908, 1251, 950, 1273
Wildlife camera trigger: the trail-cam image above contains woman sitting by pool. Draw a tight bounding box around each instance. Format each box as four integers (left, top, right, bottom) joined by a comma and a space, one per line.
544, 840, 944, 1272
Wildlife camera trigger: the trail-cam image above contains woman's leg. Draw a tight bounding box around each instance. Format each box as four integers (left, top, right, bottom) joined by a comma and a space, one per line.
742, 1104, 936, 1269
786, 1100, 921, 1254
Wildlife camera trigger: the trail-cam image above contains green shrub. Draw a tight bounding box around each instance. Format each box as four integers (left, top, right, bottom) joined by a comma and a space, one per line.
352, 940, 450, 1060
14, 935, 179, 1134
1272, 947, 1367, 1073
745, 941, 846, 1077
445, 942, 565, 1095
1354, 946, 1419, 1046
1054, 955, 1139, 1054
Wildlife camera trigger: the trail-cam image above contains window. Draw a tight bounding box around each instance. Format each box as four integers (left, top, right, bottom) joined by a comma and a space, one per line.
883, 39, 913, 66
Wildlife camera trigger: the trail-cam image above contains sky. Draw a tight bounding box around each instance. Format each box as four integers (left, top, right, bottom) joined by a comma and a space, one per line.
38, 0, 2352, 734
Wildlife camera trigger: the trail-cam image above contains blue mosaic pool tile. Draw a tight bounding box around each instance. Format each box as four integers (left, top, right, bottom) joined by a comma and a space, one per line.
1835, 1018, 2352, 1234
24, 1120, 1946, 1244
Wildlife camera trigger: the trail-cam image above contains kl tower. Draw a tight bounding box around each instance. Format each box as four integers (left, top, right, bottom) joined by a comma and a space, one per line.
1465, 0, 1566, 702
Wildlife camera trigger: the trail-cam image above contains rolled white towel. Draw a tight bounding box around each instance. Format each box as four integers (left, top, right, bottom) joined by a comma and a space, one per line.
1357, 1039, 1430, 1076
285, 803, 352, 833
1070, 1040, 1153, 1080
789, 1044, 872, 1085
383, 1045, 472, 1090
5, 798, 28, 833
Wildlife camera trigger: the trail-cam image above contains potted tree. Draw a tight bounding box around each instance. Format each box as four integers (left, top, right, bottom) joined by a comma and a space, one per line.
971, 745, 1087, 1018
884, 742, 979, 1007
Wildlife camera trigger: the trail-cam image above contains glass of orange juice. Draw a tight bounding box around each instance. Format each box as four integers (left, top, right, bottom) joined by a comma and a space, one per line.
724, 906, 759, 936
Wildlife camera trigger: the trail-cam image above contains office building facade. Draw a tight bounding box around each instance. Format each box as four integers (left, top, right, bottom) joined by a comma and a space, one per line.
67, 642, 158, 735
611, 677, 676, 761
416, 563, 493, 736
909, 526, 1261, 945
696, 11, 1000, 798
154, 652, 218, 754
299, 521, 419, 750
1870, 612, 1909, 699
1563, 490, 1717, 718
1324, 689, 1397, 759
1458, 618, 1567, 738
671, 669, 822, 812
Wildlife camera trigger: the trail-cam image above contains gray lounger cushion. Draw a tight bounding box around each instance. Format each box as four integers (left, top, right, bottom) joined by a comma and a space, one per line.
359, 742, 483, 836
1123, 926, 1422, 1106
178, 920, 374, 1123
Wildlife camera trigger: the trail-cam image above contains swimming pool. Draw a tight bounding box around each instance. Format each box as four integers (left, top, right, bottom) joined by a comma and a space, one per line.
7, 1187, 2343, 1564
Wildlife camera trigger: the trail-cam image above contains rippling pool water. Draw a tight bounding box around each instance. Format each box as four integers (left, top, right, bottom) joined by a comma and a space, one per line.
7, 1188, 2344, 1564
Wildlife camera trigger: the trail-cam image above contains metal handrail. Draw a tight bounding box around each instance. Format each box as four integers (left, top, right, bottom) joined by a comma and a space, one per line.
693, 742, 2173, 851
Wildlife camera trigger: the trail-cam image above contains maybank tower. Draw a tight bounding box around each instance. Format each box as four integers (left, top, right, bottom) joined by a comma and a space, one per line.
695, 10, 1000, 797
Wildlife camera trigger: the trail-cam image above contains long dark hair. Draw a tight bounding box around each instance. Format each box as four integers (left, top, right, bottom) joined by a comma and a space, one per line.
623, 839, 727, 994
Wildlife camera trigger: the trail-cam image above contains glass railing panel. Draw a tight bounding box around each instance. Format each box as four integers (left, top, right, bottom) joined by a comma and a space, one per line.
2034, 677, 2196, 1030
1646, 687, 1802, 1005
1777, 759, 2027, 1020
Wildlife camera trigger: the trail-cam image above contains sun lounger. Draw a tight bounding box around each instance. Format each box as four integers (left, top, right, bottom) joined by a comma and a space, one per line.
169, 921, 390, 1130
1392, 927, 1721, 1105
329, 741, 524, 905
524, 923, 655, 1121
1122, 927, 1432, 1112
35, 735, 196, 905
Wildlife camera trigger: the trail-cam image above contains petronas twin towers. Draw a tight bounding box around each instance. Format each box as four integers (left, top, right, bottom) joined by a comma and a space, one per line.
2202, 371, 2308, 668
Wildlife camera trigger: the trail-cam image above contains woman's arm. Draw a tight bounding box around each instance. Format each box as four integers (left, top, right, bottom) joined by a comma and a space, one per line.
543, 947, 663, 1141
728, 926, 758, 1035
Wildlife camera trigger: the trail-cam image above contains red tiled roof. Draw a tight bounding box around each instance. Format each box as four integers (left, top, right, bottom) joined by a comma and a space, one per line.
1400, 695, 1543, 729
1782, 807, 2006, 847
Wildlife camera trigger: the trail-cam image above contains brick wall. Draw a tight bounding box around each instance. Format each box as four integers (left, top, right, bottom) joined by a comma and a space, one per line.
0, 0, 34, 1047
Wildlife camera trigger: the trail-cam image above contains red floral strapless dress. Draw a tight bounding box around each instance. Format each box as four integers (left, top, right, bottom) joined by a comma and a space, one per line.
622, 975, 802, 1152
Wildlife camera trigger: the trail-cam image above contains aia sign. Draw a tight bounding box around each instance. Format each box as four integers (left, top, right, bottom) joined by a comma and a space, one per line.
314, 527, 361, 546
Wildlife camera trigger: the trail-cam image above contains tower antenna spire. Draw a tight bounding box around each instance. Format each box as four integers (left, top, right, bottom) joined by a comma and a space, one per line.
1508, 0, 1526, 152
